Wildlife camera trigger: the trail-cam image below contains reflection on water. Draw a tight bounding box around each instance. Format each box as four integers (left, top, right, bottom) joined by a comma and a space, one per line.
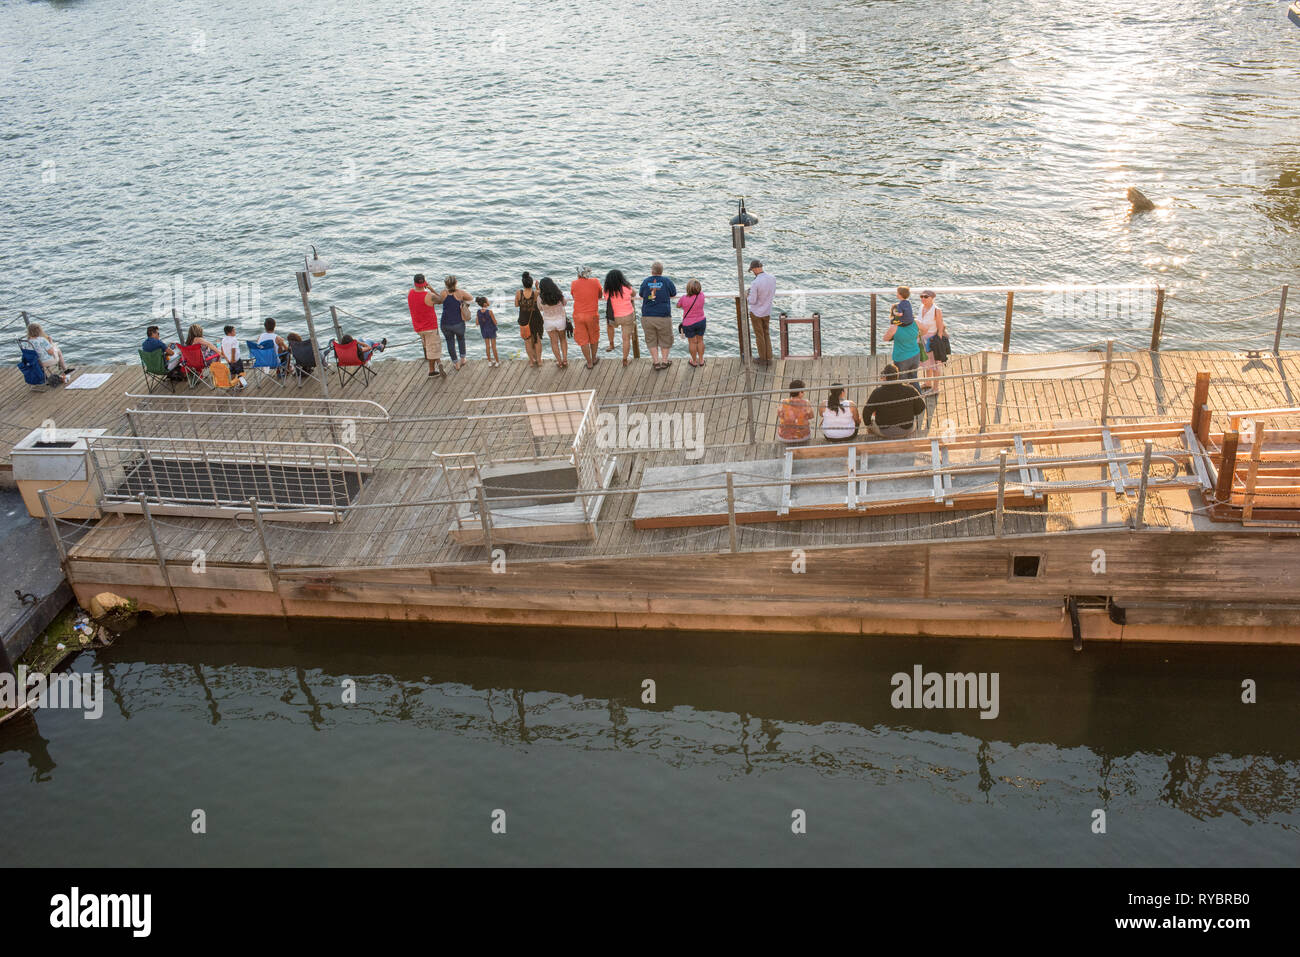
1, 617, 1296, 865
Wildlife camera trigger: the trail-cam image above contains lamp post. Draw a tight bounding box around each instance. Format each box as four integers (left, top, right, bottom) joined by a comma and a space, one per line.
730, 199, 758, 364
296, 245, 330, 400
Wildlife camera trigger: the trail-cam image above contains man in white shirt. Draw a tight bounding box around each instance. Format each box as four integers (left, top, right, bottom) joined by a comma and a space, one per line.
746, 259, 776, 365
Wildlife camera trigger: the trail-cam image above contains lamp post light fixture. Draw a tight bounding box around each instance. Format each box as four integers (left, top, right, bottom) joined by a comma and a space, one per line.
730, 199, 758, 364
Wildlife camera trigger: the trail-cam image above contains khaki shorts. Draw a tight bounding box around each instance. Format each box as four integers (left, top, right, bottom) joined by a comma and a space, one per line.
642, 315, 673, 350
418, 328, 441, 359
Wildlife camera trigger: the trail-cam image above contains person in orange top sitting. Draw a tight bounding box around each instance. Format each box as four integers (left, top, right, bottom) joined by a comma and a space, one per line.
777, 379, 813, 445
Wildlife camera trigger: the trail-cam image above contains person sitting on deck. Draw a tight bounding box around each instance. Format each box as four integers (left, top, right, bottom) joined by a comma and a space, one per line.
864, 363, 926, 439
257, 317, 290, 367
23, 323, 73, 377
185, 324, 222, 363
819, 383, 861, 442
777, 379, 813, 445
142, 325, 181, 371
337, 333, 387, 362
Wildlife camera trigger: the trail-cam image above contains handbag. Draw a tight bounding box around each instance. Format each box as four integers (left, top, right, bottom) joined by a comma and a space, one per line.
928, 333, 951, 362
460, 296, 473, 324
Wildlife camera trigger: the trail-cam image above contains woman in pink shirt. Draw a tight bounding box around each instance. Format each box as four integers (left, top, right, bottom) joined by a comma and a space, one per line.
677, 278, 707, 367
603, 269, 637, 367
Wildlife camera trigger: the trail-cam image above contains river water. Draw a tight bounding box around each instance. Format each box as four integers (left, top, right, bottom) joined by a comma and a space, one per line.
2, 0, 1299, 358
3, 0, 1300, 865
2, 618, 1299, 866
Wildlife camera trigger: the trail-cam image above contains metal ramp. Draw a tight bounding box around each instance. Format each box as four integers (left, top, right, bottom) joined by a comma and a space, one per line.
632, 421, 1213, 529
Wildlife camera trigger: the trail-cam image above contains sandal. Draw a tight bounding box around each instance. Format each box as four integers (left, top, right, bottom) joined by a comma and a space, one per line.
622, 358, 629, 367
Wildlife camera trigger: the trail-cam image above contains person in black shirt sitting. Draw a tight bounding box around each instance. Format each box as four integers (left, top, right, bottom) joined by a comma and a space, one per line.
864, 363, 926, 439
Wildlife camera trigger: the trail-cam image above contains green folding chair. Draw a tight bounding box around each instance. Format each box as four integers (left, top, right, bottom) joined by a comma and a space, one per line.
139, 348, 177, 394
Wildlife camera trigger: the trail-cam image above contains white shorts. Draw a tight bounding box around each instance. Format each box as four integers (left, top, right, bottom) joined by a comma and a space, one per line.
543, 317, 567, 334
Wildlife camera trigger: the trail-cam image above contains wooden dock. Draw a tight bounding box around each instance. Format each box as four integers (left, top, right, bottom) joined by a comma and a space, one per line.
5, 347, 1300, 645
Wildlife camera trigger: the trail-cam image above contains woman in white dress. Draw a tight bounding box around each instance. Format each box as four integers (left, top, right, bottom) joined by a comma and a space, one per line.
916, 289, 947, 394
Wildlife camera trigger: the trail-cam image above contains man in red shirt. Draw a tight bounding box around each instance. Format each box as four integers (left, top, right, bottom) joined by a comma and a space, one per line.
407, 273, 445, 377
569, 266, 604, 369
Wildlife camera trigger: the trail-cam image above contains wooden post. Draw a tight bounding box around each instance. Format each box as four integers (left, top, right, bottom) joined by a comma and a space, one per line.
1001, 292, 1014, 354
995, 449, 1008, 537
329, 305, 344, 343
1273, 285, 1289, 355
869, 293, 877, 356
743, 364, 756, 445
171, 307, 184, 344
1099, 338, 1114, 426
37, 489, 67, 564
138, 493, 181, 614
978, 350, 990, 433
1149, 286, 1166, 352
19, 310, 28, 331
725, 469, 738, 553
248, 498, 278, 589
1214, 430, 1239, 507
1191, 370, 1211, 446
1243, 428, 1264, 521
1134, 439, 1153, 531
631, 316, 640, 359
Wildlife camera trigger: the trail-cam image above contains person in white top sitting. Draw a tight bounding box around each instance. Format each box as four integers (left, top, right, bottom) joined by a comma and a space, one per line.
219, 324, 248, 388
820, 383, 861, 442
23, 323, 72, 377
257, 317, 290, 369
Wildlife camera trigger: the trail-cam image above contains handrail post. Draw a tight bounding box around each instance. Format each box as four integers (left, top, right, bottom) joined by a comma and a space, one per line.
1099, 338, 1114, 426
37, 489, 67, 564
171, 307, 184, 344
1001, 291, 1014, 354
1134, 439, 1153, 531
329, 304, 344, 343
1243, 428, 1264, 521
1149, 286, 1165, 352
725, 469, 738, 553
994, 449, 1008, 537
869, 293, 877, 356
1191, 370, 1211, 446
978, 350, 990, 433
1273, 285, 1289, 355
743, 364, 756, 445
1214, 430, 1239, 508
138, 492, 181, 614
734, 295, 747, 365
476, 483, 494, 558
248, 497, 278, 588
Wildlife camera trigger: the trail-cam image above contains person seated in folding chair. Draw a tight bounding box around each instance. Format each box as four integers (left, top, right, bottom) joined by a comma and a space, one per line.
257, 318, 290, 372
141, 325, 182, 371
177, 323, 221, 388
863, 363, 927, 439
286, 333, 325, 386
139, 326, 183, 392
218, 324, 248, 389
23, 323, 74, 380
17, 340, 55, 388
332, 333, 384, 387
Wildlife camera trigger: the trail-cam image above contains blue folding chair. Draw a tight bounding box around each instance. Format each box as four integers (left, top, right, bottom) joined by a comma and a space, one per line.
246, 339, 287, 389
17, 341, 52, 389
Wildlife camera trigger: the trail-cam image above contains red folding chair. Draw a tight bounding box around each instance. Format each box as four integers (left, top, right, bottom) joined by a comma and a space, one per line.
330, 339, 376, 388
177, 343, 213, 389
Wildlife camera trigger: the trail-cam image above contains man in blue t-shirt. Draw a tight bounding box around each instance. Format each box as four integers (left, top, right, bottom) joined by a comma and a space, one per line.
142, 325, 180, 370
638, 262, 676, 317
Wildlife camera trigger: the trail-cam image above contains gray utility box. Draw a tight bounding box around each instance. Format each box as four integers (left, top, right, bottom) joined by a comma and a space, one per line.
11, 427, 107, 519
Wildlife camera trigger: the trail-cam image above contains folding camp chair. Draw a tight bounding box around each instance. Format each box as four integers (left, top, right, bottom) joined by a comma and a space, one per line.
245, 339, 287, 389
17, 341, 53, 390
289, 339, 325, 388
138, 347, 177, 394
176, 343, 213, 389
331, 338, 377, 388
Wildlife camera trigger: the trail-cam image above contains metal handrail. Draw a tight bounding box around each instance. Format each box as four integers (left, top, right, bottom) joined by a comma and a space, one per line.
124, 392, 391, 419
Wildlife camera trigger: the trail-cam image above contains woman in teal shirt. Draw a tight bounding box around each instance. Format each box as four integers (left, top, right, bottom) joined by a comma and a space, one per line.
884, 285, 921, 381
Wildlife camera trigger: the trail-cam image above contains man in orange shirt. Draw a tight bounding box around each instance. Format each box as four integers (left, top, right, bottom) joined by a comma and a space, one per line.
570, 266, 604, 369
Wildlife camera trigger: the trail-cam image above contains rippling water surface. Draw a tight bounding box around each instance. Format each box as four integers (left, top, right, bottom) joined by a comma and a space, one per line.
2, 0, 1299, 359
2, 621, 1298, 866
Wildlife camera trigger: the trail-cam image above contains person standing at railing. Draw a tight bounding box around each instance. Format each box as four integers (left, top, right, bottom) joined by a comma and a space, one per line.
678, 279, 708, 367
538, 276, 570, 368
603, 269, 637, 367
439, 276, 474, 371
516, 272, 544, 368
639, 262, 677, 370
916, 289, 947, 394
407, 274, 445, 378
884, 285, 921, 380
746, 259, 775, 365
570, 266, 604, 370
